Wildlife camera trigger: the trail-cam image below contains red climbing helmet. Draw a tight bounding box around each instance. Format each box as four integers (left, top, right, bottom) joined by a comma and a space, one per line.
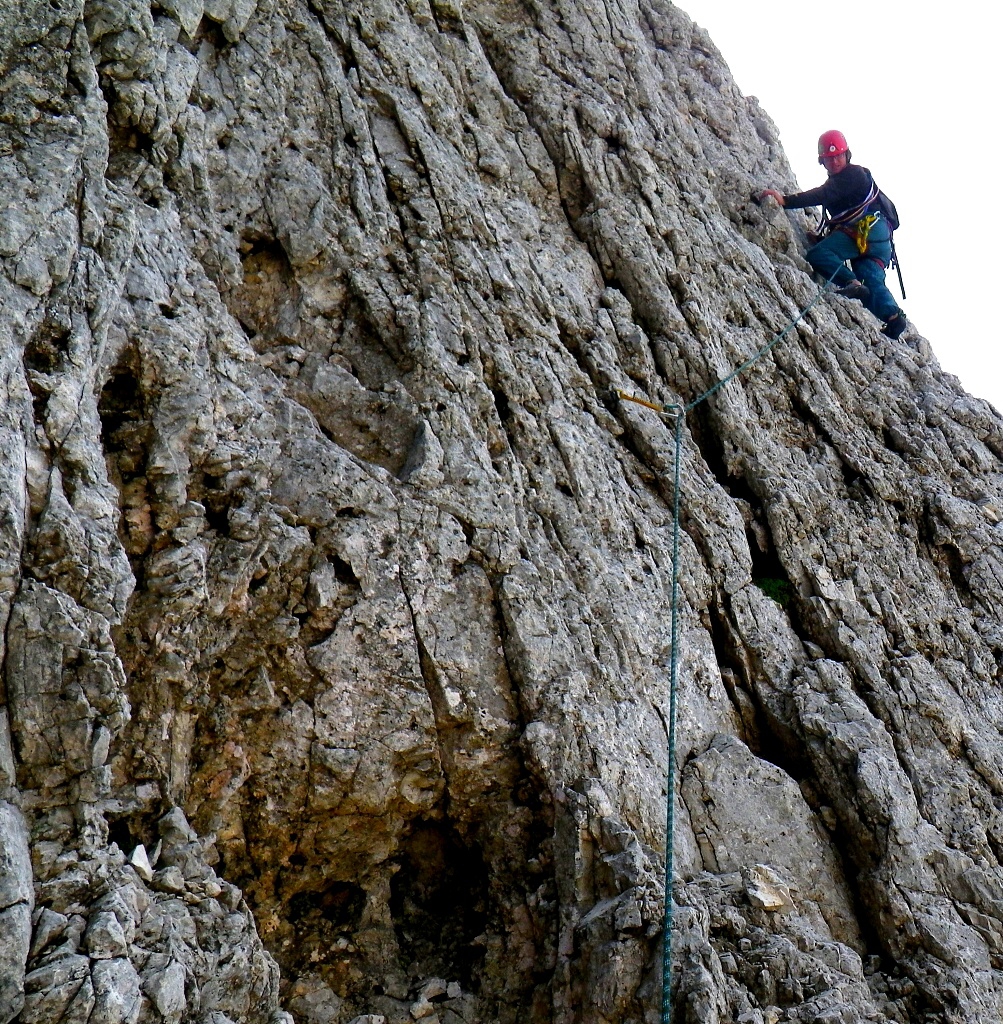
817, 130, 849, 159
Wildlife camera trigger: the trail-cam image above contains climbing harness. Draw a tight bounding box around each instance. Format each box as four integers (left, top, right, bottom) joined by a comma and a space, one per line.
615, 265, 840, 1024
823, 180, 880, 235
816, 182, 899, 247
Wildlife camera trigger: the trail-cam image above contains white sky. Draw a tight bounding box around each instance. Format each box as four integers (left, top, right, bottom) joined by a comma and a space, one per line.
677, 0, 1003, 411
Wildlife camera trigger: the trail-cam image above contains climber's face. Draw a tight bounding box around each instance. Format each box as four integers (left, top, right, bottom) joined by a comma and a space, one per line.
821, 152, 848, 175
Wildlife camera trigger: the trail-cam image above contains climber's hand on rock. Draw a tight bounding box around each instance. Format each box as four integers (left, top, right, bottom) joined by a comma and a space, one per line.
758, 189, 785, 206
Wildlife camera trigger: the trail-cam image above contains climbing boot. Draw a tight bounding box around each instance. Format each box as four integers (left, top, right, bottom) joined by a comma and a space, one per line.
881, 313, 908, 339
837, 280, 870, 302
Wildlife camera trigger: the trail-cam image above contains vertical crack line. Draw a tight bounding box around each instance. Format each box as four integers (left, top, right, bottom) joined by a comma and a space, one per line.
396, 541, 452, 798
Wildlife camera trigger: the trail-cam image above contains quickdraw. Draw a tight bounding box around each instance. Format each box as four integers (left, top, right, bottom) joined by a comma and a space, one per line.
853, 213, 880, 255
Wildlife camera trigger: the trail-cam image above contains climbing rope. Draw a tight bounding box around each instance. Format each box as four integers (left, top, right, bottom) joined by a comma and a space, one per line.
616, 267, 840, 1024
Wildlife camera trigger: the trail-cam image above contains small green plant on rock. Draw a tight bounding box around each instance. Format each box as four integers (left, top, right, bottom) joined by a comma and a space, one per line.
755, 576, 793, 608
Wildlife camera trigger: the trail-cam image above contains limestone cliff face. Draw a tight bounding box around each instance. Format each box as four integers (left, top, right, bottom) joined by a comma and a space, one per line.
3, 0, 1003, 1022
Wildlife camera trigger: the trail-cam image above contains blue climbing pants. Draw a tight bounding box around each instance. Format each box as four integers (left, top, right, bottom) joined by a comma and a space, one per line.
805, 217, 901, 323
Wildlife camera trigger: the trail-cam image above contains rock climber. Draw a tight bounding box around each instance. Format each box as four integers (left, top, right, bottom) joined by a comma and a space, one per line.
758, 130, 908, 340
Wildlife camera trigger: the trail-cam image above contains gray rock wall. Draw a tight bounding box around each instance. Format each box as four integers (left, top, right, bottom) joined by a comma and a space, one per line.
2, 0, 1003, 1022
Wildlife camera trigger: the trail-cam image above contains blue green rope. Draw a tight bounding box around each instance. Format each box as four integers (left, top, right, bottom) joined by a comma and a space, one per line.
661, 408, 683, 1024
622, 267, 840, 1024
684, 269, 840, 413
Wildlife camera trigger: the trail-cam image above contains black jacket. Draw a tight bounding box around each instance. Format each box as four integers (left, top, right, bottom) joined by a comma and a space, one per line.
783, 164, 874, 220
